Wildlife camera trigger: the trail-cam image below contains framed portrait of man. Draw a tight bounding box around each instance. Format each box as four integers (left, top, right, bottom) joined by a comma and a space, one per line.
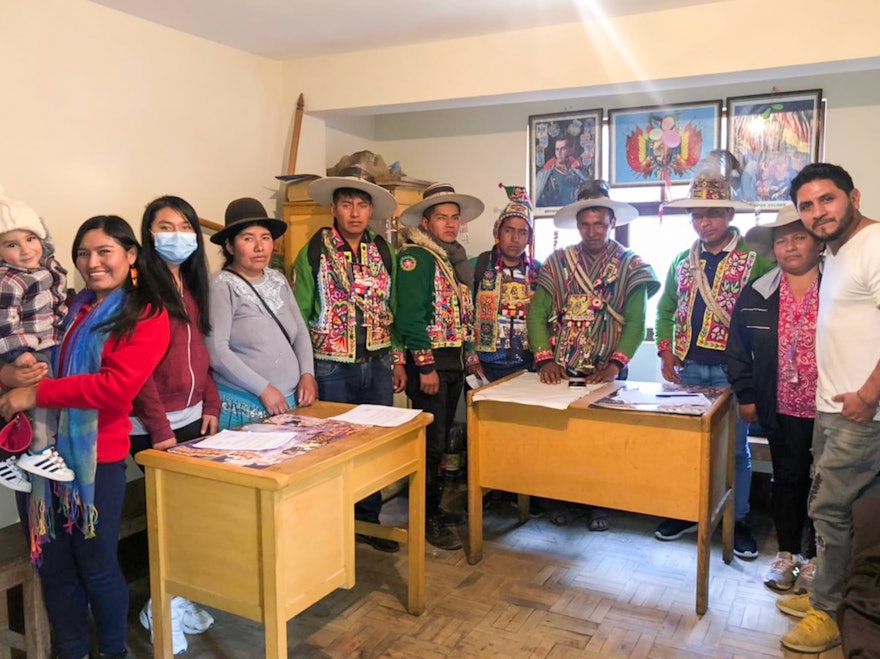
529, 109, 602, 215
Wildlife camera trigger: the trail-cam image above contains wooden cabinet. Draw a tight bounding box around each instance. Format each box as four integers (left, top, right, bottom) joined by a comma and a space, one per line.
280, 180, 429, 277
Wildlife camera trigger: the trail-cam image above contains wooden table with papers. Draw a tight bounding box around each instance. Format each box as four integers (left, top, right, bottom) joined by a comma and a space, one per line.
466, 374, 735, 614
136, 401, 431, 658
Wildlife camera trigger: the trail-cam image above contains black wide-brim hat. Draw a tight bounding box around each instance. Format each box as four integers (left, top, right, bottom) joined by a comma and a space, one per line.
209, 197, 288, 245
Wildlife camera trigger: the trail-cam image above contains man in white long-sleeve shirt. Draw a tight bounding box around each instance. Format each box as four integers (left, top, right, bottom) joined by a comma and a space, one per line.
776, 163, 880, 654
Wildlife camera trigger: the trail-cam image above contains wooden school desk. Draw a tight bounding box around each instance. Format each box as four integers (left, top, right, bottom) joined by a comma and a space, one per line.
466, 378, 735, 614
136, 401, 431, 658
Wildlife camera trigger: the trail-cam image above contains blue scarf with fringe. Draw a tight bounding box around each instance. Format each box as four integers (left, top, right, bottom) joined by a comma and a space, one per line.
53, 289, 125, 536
27, 288, 125, 561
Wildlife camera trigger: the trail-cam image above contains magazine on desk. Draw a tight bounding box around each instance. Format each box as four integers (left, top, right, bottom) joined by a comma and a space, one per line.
590, 381, 724, 416
166, 413, 366, 469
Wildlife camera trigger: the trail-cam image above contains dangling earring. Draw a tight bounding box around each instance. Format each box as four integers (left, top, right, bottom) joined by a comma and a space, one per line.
130, 266, 139, 288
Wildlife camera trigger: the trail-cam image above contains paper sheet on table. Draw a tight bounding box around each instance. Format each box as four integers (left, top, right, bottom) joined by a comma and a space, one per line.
616, 389, 711, 406
471, 371, 604, 410
194, 429, 299, 451
329, 404, 422, 427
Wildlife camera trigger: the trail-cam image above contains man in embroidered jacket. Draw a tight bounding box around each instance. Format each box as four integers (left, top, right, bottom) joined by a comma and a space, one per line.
395, 183, 483, 551
293, 171, 405, 553
473, 185, 541, 382
528, 180, 659, 385
654, 151, 773, 557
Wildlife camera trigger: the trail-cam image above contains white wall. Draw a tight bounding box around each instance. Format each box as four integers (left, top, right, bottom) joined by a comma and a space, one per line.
0, 0, 289, 526
0, 0, 287, 276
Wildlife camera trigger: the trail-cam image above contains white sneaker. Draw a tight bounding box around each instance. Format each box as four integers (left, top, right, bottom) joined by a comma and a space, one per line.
173, 596, 214, 634
793, 558, 816, 595
763, 551, 798, 591
17, 447, 75, 482
139, 598, 188, 655
0, 457, 31, 492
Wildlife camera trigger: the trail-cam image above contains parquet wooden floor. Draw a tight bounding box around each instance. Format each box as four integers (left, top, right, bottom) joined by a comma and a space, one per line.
124, 488, 845, 658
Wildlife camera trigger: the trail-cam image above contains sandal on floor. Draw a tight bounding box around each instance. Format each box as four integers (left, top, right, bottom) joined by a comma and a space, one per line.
588, 507, 610, 532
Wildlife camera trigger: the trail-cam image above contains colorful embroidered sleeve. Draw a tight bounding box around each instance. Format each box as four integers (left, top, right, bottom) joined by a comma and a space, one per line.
387, 241, 406, 365
395, 247, 436, 366
655, 252, 685, 352
292, 241, 317, 323
615, 284, 648, 360
525, 286, 555, 363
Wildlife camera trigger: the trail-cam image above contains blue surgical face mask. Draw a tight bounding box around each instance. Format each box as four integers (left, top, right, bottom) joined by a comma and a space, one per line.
153, 231, 198, 265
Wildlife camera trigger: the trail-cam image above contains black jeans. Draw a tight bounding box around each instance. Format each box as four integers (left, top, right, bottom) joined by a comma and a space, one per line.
17, 461, 129, 659
768, 413, 816, 557
404, 363, 463, 519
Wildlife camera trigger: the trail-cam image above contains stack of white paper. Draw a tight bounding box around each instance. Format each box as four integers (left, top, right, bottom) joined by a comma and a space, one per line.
471, 372, 604, 410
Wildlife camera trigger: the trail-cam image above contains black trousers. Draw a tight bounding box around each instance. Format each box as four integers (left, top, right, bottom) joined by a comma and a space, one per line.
404, 363, 463, 519
768, 413, 816, 557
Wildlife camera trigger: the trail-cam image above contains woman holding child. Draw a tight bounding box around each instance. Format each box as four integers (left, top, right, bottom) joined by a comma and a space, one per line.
0, 214, 170, 659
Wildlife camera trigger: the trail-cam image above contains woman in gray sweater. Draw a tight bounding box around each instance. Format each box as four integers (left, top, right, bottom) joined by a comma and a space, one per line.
206, 198, 317, 429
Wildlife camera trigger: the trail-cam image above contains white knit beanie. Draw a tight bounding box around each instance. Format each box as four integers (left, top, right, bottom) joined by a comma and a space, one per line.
0, 186, 46, 239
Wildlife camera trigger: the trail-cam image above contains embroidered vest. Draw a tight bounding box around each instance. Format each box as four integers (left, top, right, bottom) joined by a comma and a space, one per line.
429, 266, 474, 349
672, 249, 757, 359
474, 259, 537, 353
310, 233, 393, 362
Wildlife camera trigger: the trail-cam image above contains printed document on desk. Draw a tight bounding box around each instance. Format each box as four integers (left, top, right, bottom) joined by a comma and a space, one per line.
195, 429, 299, 451
330, 404, 423, 427
471, 372, 605, 410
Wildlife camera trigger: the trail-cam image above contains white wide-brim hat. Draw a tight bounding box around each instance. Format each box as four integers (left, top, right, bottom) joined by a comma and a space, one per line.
663, 196, 755, 212
398, 183, 484, 227
553, 197, 639, 229
308, 176, 398, 221
745, 205, 804, 259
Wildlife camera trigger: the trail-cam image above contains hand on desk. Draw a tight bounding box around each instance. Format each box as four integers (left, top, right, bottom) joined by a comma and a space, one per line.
538, 361, 567, 385
586, 363, 620, 383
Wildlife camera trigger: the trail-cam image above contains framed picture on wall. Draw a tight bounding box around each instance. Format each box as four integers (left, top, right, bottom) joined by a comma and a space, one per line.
608, 101, 722, 187
726, 89, 824, 207
529, 109, 602, 214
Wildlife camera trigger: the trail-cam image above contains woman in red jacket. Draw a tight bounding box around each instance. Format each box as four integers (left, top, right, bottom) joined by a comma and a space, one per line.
129, 195, 218, 652
0, 215, 170, 659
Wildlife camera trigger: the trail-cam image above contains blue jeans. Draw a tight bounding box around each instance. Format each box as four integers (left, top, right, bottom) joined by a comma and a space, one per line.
315, 355, 394, 407
680, 360, 751, 520
17, 461, 129, 659
808, 412, 880, 614
315, 355, 394, 523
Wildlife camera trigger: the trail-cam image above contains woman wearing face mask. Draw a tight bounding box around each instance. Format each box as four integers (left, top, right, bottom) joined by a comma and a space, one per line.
129, 196, 219, 653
